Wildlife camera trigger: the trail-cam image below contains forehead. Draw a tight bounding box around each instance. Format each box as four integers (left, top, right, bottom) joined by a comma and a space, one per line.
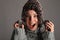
27, 10, 37, 15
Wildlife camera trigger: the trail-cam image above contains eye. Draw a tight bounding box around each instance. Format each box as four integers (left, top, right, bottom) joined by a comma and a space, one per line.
26, 15, 30, 18
34, 15, 37, 18
26, 15, 31, 19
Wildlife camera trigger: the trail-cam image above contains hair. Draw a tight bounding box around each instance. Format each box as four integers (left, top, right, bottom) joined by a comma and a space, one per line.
21, 0, 43, 40
21, 0, 43, 27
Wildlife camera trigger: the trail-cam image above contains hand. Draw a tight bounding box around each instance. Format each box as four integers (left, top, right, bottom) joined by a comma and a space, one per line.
44, 20, 54, 32
13, 20, 24, 29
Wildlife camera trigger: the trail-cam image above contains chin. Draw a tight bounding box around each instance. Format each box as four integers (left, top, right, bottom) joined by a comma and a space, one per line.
29, 26, 38, 31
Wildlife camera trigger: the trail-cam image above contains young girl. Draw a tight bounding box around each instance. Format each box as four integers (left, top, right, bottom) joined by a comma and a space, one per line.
11, 0, 55, 40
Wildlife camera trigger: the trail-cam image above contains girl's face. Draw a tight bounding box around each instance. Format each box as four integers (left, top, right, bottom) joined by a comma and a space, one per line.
26, 10, 38, 31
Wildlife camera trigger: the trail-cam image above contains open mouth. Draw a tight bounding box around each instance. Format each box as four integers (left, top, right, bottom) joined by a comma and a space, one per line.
30, 24, 36, 28
32, 24, 35, 27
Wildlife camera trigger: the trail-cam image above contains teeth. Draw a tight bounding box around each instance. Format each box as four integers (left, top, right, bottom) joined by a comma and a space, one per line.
32, 24, 35, 27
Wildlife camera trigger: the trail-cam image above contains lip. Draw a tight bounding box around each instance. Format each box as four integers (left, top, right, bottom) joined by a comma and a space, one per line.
29, 24, 35, 28
30, 26, 34, 29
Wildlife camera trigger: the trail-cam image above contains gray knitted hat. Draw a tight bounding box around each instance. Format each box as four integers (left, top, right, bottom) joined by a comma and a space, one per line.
22, 0, 43, 23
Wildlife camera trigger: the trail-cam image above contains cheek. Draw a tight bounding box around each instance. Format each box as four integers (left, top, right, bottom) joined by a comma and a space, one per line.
34, 18, 38, 23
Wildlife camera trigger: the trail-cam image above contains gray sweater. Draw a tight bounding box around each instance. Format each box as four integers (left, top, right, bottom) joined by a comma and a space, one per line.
11, 27, 55, 40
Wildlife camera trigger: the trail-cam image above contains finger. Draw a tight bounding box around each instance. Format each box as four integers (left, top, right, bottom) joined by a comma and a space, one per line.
47, 20, 54, 26
46, 23, 52, 27
22, 24, 24, 29
46, 22, 54, 28
46, 23, 54, 29
45, 24, 54, 32
45, 24, 52, 31
45, 24, 51, 29
49, 21, 54, 27
15, 23, 19, 28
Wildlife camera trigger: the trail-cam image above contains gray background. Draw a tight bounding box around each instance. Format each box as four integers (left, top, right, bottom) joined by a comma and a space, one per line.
0, 0, 60, 40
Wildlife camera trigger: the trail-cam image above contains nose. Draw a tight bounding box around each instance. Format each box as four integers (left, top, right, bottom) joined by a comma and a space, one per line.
29, 17, 34, 23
